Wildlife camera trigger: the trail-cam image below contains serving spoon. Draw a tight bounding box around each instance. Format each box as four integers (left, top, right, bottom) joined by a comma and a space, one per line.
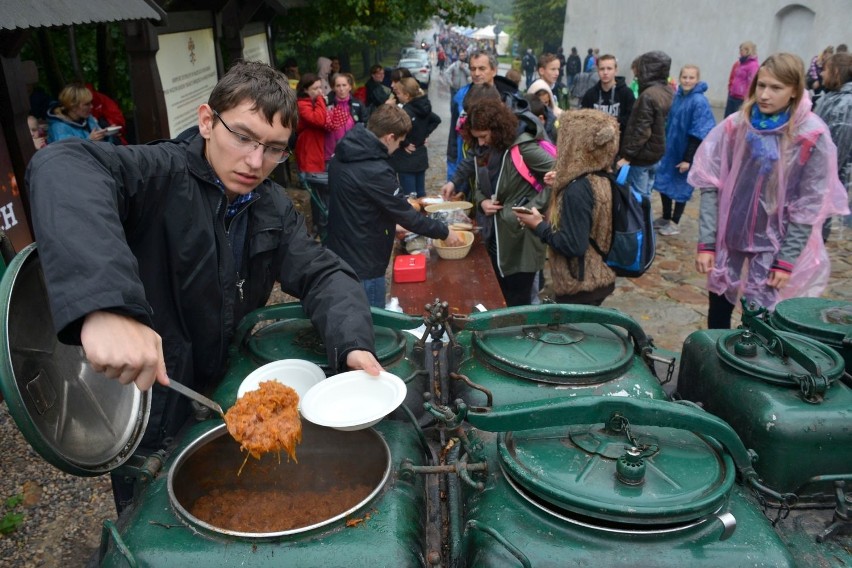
165, 379, 225, 419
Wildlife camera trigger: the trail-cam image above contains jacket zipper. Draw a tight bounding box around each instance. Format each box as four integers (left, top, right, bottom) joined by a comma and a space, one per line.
493, 149, 509, 278
223, 194, 259, 303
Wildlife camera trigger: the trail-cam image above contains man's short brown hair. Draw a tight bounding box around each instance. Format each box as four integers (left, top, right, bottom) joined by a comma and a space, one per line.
597, 54, 617, 67
208, 60, 297, 129
367, 104, 412, 139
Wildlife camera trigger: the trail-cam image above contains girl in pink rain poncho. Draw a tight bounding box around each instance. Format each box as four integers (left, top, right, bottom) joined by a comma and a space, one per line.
688, 53, 849, 329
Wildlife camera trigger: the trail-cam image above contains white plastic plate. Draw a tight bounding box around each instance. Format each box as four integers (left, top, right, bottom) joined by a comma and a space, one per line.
300, 370, 406, 431
237, 359, 326, 409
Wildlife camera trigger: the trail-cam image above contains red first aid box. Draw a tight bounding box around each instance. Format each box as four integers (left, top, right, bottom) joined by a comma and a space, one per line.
393, 254, 427, 283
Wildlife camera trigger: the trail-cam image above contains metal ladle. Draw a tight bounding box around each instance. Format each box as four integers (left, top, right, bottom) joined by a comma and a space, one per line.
165, 379, 225, 419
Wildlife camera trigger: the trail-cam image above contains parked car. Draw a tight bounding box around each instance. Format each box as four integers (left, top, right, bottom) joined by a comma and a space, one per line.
408, 49, 430, 68
397, 58, 431, 89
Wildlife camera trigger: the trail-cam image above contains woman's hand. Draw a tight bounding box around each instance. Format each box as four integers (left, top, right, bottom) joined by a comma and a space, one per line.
616, 158, 630, 170
480, 198, 503, 216
89, 128, 107, 141
695, 252, 715, 274
443, 229, 465, 247
515, 207, 544, 230
543, 171, 556, 187
405, 143, 416, 154
767, 270, 791, 290
440, 182, 457, 201
676, 161, 690, 173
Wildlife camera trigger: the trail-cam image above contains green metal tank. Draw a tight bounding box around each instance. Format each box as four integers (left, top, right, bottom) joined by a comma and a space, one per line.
676, 316, 850, 500
449, 305, 670, 408
0, 244, 434, 566
97, 419, 427, 567
769, 297, 852, 373
446, 397, 795, 567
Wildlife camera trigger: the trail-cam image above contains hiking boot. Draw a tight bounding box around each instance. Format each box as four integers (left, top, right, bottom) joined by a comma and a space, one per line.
658, 221, 681, 236
653, 217, 668, 229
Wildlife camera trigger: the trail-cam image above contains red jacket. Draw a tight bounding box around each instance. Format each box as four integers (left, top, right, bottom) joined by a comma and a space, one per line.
296, 96, 328, 174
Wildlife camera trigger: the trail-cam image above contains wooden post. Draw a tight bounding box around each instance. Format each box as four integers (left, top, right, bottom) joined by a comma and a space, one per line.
123, 20, 169, 143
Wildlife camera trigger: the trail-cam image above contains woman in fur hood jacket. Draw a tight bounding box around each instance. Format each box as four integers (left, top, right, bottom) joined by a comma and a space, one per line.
516, 109, 619, 305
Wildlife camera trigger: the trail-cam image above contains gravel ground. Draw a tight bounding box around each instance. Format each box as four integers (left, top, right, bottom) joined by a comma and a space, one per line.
0, 404, 114, 567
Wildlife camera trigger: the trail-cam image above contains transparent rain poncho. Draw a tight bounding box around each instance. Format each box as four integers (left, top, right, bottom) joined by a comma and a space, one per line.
688, 93, 849, 309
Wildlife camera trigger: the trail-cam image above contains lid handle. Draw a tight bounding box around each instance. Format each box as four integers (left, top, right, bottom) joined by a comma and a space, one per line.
464, 396, 759, 481
456, 304, 652, 357
231, 304, 422, 354
741, 301, 833, 401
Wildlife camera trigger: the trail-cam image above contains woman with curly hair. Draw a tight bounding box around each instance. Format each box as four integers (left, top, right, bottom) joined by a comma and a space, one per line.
462, 98, 556, 306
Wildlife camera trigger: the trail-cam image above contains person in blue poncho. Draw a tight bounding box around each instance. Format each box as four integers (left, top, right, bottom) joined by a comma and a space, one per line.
653, 65, 716, 235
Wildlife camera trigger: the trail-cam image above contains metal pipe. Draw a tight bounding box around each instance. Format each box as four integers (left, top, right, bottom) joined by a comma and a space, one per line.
446, 442, 463, 567
465, 521, 531, 568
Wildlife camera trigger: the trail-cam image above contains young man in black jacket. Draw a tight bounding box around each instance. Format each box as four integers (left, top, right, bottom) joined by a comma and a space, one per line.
580, 54, 635, 151
27, 61, 381, 509
326, 104, 462, 308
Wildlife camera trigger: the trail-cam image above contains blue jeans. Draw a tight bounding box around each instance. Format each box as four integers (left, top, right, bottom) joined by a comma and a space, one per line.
625, 163, 658, 198
398, 172, 426, 198
362, 276, 386, 308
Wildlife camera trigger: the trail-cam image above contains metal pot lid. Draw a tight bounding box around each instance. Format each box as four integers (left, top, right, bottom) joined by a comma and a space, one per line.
498, 423, 734, 525
769, 298, 852, 348
247, 319, 406, 369
472, 322, 633, 384
716, 328, 845, 388
0, 244, 149, 476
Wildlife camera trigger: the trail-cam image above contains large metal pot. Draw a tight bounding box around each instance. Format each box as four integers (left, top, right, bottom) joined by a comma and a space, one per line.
168, 421, 391, 538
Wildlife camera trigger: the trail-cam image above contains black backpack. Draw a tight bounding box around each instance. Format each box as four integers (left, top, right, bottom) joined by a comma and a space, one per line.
588, 167, 655, 278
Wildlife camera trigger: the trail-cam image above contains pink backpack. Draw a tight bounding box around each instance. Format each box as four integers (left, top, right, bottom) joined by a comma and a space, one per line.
510, 139, 557, 192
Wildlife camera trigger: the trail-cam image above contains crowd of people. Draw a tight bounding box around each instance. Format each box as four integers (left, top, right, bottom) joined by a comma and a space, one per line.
434, 34, 849, 329
20, 25, 851, 512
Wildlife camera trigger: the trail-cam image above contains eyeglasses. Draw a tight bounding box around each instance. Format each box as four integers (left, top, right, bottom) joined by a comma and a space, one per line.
212, 110, 290, 163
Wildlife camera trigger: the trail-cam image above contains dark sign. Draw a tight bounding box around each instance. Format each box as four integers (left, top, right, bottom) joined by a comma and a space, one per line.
0, 127, 33, 253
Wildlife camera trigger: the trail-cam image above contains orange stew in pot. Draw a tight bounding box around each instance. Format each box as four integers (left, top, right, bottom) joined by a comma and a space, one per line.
224, 380, 302, 462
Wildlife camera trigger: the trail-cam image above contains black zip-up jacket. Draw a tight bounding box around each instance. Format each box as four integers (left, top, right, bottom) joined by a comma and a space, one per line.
26, 133, 375, 446
388, 95, 441, 173
326, 124, 449, 279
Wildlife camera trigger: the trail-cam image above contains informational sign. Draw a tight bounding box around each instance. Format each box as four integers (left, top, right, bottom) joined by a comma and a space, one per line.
242, 33, 271, 65
156, 28, 218, 137
0, 127, 33, 252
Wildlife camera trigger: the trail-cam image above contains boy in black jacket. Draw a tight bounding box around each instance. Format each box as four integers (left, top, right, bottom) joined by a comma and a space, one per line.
327, 105, 463, 307
580, 54, 635, 152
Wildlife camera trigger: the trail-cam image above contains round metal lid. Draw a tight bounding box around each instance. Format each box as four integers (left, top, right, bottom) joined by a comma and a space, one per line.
770, 298, 852, 349
498, 424, 734, 525
716, 328, 845, 388
247, 319, 406, 369
0, 244, 149, 476
472, 322, 633, 384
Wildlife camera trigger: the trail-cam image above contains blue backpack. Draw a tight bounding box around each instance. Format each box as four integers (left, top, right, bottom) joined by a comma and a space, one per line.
588, 166, 655, 278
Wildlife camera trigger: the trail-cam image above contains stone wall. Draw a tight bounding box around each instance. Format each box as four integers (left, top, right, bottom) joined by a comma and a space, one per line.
561, 0, 851, 107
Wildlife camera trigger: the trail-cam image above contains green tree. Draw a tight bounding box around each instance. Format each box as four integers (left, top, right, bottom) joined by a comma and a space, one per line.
513, 0, 566, 54
274, 0, 481, 78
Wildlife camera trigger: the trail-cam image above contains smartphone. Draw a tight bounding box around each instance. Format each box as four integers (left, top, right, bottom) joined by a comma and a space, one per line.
511, 206, 534, 215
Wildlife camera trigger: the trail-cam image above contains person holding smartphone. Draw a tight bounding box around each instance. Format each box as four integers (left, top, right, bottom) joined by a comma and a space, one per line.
460, 99, 555, 306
